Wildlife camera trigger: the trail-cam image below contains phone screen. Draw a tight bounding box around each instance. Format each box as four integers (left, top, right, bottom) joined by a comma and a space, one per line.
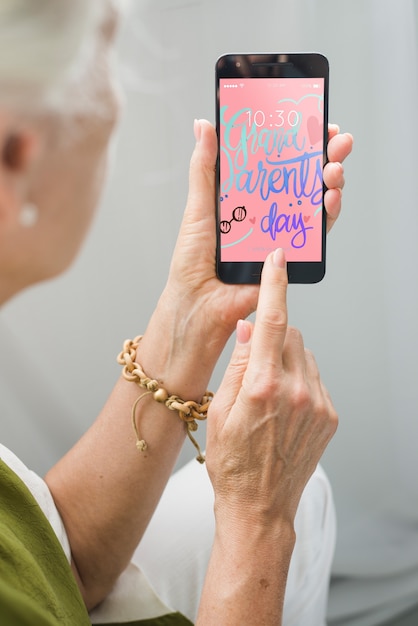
216, 54, 329, 284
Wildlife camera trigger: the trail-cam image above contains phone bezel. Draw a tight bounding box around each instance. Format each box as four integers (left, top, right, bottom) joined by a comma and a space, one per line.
215, 52, 329, 284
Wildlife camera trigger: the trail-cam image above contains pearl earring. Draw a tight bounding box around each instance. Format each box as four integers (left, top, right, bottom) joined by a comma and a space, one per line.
19, 202, 39, 228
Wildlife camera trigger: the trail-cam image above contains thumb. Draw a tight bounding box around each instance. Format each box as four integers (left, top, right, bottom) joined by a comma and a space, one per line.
168, 119, 217, 276
183, 119, 218, 227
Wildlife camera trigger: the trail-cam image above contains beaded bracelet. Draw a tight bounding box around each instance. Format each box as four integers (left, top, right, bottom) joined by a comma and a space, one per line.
117, 336, 213, 464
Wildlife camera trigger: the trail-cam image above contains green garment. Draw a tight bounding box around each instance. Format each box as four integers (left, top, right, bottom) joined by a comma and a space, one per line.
0, 460, 193, 626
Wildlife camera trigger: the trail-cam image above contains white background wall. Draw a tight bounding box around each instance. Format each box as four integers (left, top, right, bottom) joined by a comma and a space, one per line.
1, 1, 418, 624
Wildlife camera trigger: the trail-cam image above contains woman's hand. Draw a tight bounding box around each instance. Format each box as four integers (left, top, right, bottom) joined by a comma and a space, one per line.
165, 120, 353, 340
206, 248, 338, 519
196, 249, 338, 625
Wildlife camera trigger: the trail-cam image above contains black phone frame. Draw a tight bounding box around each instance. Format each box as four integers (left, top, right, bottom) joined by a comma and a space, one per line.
215, 52, 329, 284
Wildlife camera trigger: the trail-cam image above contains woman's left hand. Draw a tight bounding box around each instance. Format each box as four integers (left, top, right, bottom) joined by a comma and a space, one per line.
164, 120, 353, 339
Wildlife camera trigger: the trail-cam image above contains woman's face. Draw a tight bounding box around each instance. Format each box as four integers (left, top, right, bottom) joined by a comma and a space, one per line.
0, 5, 121, 294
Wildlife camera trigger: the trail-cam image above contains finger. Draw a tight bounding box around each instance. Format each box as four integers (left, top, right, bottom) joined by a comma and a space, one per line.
209, 319, 253, 427
327, 132, 353, 164
319, 378, 339, 438
304, 349, 338, 432
324, 187, 343, 233
249, 249, 288, 368
323, 161, 345, 191
303, 347, 322, 391
281, 325, 307, 372
327, 123, 340, 141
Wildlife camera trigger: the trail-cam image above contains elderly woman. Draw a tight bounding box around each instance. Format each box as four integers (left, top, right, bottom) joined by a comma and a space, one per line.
0, 1, 353, 625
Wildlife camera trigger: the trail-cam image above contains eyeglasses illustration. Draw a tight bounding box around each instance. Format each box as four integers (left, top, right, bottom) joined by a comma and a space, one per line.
219, 205, 247, 234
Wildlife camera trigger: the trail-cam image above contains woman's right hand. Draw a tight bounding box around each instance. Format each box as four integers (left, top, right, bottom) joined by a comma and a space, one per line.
206, 246, 338, 525
197, 248, 338, 625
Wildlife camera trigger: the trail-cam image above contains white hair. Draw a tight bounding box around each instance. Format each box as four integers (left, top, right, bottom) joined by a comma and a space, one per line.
0, 0, 120, 114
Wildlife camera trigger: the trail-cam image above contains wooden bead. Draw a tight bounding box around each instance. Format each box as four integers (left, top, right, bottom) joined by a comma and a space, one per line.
153, 388, 169, 403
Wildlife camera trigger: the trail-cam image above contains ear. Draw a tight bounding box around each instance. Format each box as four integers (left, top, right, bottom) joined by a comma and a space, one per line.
0, 122, 40, 227
2, 130, 40, 171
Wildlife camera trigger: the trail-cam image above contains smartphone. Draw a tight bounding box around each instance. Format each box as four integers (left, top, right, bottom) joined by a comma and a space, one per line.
215, 53, 329, 284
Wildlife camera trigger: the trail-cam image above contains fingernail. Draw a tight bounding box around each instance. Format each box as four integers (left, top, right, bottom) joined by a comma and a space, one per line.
194, 119, 202, 143
236, 319, 251, 344
273, 248, 286, 269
